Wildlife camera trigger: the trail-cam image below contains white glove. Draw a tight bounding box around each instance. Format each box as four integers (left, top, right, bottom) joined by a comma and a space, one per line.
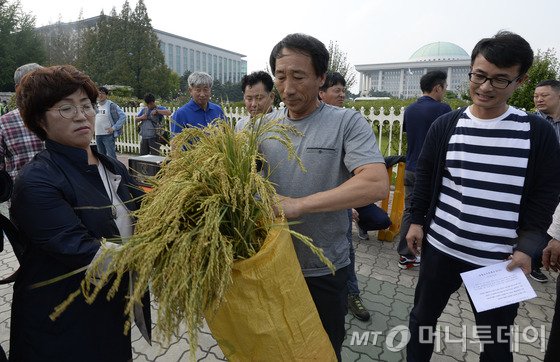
88, 241, 121, 286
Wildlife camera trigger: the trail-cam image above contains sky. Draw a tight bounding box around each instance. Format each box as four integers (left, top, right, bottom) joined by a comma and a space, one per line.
22, 0, 560, 91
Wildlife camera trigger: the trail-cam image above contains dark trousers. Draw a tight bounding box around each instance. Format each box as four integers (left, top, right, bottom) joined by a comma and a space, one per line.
397, 170, 415, 258
305, 265, 349, 362
140, 137, 161, 156
532, 250, 544, 271
407, 243, 518, 362
347, 210, 360, 295
545, 276, 560, 361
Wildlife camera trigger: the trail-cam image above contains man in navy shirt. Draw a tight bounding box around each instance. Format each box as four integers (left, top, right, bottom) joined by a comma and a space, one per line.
171, 72, 225, 135
397, 71, 451, 269
530, 79, 560, 283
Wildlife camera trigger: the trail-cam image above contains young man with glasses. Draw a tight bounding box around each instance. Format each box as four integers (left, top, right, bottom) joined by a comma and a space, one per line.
405, 31, 560, 361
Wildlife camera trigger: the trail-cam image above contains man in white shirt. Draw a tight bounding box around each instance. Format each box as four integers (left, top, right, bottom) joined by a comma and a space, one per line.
95, 87, 126, 159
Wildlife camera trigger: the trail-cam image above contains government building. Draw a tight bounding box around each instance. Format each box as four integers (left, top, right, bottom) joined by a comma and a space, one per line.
156, 29, 246, 84
36, 16, 247, 84
355, 42, 471, 98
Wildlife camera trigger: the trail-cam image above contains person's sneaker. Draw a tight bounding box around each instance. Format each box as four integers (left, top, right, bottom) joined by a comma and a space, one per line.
530, 268, 549, 283
348, 294, 371, 321
358, 227, 369, 240
398, 255, 420, 269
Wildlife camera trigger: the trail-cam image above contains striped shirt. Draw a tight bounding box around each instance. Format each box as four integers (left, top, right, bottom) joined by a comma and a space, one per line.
427, 106, 530, 266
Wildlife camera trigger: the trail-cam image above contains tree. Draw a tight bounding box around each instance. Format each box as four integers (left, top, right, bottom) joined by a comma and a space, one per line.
0, 0, 46, 91
76, 10, 117, 85
179, 70, 192, 93
509, 49, 559, 110
327, 41, 356, 91
211, 79, 243, 104
41, 20, 74, 65
77, 0, 177, 98
36, 8, 86, 67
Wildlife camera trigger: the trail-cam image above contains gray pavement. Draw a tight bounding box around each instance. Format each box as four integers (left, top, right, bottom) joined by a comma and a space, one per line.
0, 154, 556, 361
0, 222, 556, 361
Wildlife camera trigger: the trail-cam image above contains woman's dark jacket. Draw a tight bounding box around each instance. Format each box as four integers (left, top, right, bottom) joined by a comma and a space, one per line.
9, 140, 145, 362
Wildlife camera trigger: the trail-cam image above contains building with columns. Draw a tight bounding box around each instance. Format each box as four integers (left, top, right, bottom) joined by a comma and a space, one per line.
157, 29, 246, 84
36, 16, 247, 84
355, 42, 470, 98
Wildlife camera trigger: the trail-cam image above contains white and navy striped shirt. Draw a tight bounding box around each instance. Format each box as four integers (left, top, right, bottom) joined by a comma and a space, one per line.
427, 106, 530, 266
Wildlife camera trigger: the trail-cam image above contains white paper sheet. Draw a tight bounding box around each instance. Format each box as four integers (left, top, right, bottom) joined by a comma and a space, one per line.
460, 260, 536, 313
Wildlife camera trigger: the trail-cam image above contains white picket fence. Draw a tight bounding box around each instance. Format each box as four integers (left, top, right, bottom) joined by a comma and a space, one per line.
115, 106, 406, 156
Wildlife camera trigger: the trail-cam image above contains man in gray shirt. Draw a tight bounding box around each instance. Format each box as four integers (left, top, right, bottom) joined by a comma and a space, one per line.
136, 93, 171, 155
262, 33, 389, 360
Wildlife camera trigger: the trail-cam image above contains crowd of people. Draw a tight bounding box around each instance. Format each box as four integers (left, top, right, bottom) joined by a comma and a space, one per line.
0, 30, 559, 362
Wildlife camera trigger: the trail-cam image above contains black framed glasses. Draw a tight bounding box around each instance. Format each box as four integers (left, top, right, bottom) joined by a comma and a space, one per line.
468, 72, 521, 89
48, 103, 97, 119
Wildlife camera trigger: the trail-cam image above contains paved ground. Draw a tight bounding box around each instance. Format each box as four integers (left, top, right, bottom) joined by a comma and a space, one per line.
0, 153, 556, 361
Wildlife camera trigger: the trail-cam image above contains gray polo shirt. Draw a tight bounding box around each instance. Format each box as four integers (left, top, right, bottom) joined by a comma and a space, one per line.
260, 103, 384, 277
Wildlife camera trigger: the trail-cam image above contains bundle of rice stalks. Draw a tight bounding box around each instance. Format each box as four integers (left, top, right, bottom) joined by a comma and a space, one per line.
53, 118, 333, 359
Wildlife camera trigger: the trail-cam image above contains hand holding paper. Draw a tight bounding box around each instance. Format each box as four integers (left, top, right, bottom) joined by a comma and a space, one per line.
460, 260, 536, 313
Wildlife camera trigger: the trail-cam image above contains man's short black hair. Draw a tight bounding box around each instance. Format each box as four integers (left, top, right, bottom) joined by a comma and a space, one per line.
536, 79, 560, 92
98, 86, 109, 95
241, 71, 274, 93
269, 33, 329, 77
320, 72, 346, 92
420, 70, 447, 93
471, 31, 534, 76
144, 93, 156, 103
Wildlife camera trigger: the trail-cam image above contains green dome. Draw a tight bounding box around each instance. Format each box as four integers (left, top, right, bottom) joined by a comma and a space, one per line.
409, 42, 469, 61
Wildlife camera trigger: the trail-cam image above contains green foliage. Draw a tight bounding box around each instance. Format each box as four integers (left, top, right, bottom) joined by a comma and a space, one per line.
6, 93, 16, 110
349, 96, 468, 115
327, 41, 356, 90
509, 49, 559, 110
75, 0, 177, 98
179, 70, 192, 92
108, 86, 134, 98
0, 0, 46, 91
349, 97, 469, 156
211, 79, 243, 103
180, 71, 243, 104
368, 90, 392, 97
110, 95, 142, 108
38, 13, 85, 67
445, 91, 457, 99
